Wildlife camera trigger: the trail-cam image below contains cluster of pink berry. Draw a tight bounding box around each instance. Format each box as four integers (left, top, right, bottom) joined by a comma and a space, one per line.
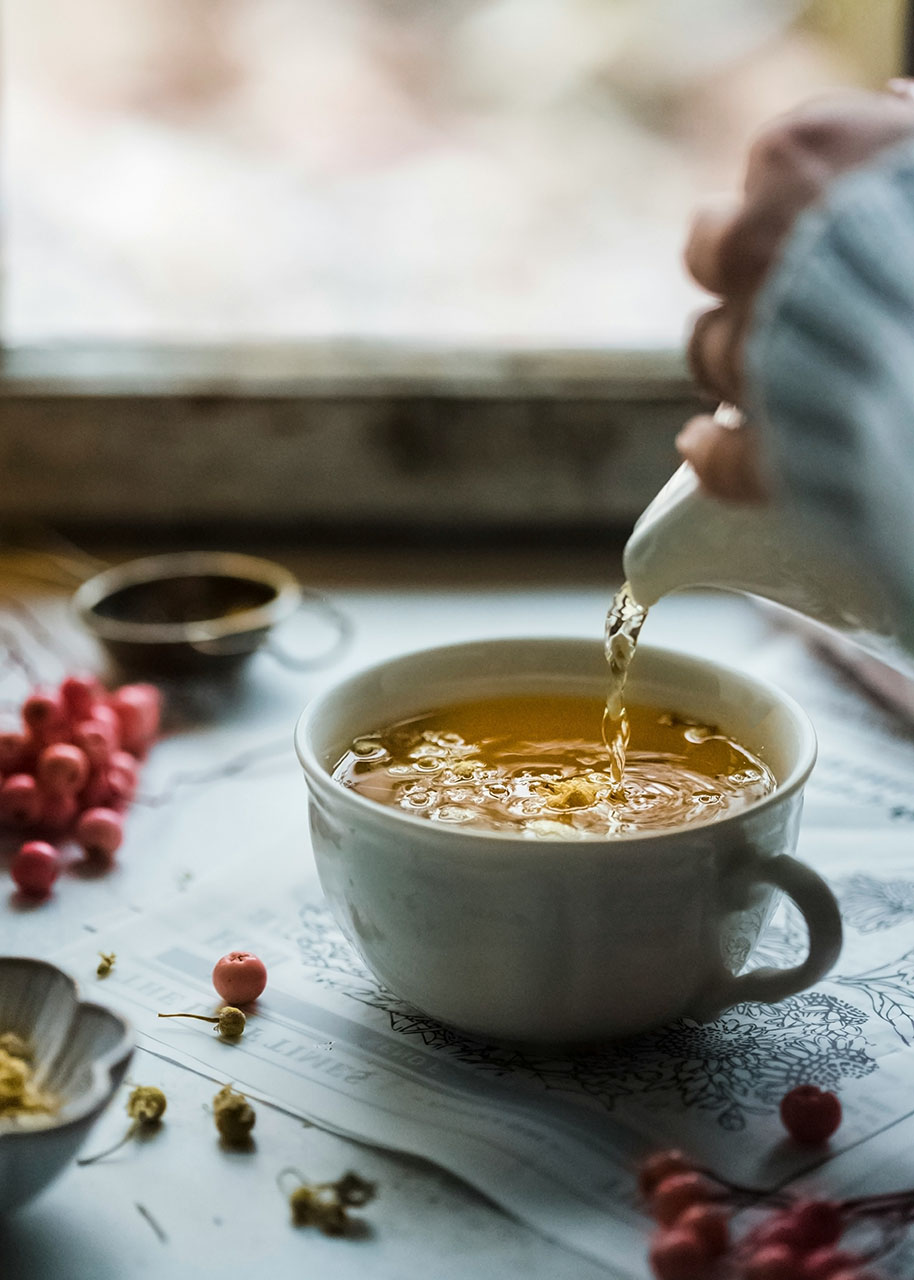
641, 1086, 896, 1279
2, 674, 161, 897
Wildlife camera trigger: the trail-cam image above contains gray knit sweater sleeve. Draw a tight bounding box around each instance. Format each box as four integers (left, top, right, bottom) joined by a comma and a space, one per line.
745, 139, 914, 648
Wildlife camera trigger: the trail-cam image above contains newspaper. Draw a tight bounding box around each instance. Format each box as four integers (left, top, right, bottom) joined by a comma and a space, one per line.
51, 744, 914, 1276
6, 583, 914, 1274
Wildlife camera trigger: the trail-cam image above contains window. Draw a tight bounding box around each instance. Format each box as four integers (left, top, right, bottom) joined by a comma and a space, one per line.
0, 1, 908, 530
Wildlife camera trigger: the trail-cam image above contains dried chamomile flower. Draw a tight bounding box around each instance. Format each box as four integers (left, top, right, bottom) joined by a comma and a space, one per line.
96, 952, 116, 979
213, 1083, 255, 1145
127, 1086, 167, 1125
0, 1031, 31, 1060
280, 1167, 377, 1235
215, 1007, 246, 1038
157, 1006, 246, 1039
0, 1040, 58, 1124
291, 1186, 348, 1235
335, 1171, 377, 1207
78, 1084, 167, 1165
538, 774, 600, 810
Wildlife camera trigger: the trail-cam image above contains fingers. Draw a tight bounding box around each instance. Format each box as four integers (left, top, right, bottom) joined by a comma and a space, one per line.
686, 305, 746, 404
683, 195, 740, 295
675, 415, 768, 504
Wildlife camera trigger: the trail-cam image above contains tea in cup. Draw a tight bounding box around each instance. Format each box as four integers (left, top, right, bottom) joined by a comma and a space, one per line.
295, 638, 841, 1044
332, 691, 776, 839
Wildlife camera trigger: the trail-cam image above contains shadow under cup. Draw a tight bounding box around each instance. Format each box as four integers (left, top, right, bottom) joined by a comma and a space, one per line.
295, 638, 842, 1046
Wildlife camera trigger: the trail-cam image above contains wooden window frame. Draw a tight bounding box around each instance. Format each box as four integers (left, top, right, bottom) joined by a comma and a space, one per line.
0, 343, 698, 534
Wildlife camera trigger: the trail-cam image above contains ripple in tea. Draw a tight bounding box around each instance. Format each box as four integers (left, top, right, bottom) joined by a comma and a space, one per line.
333, 694, 775, 838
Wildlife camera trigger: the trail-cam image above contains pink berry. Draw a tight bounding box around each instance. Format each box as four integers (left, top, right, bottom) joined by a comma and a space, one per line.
754, 1213, 805, 1251
107, 750, 139, 800
743, 1243, 802, 1280
90, 702, 122, 741
11, 840, 60, 896
41, 791, 79, 833
80, 751, 138, 812
0, 774, 43, 826
802, 1250, 867, 1280
754, 1202, 841, 1254
109, 684, 161, 756
80, 768, 113, 810
649, 1172, 716, 1228
212, 951, 267, 1005
22, 687, 66, 735
0, 725, 28, 774
648, 1228, 707, 1280
789, 1201, 843, 1251
75, 807, 124, 862
677, 1203, 729, 1257
780, 1086, 842, 1145
59, 673, 104, 723
37, 743, 90, 795
638, 1149, 694, 1198
72, 718, 117, 768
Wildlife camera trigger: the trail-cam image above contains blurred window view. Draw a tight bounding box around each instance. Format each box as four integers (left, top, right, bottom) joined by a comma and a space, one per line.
1, 0, 906, 350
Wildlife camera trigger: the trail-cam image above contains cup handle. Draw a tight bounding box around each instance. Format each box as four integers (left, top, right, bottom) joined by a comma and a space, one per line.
696, 853, 843, 1018
264, 588, 354, 671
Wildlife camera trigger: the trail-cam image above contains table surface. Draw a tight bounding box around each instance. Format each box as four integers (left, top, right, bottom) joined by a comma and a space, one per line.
2, 544, 914, 1280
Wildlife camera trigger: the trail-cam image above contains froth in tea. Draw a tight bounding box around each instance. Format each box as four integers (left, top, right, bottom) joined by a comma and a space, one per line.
333, 694, 775, 838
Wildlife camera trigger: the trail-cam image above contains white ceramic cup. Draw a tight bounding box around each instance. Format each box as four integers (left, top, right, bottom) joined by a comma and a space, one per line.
295, 638, 842, 1045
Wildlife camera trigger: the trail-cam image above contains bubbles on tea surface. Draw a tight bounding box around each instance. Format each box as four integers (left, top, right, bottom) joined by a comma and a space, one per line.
400, 782, 436, 812
729, 769, 760, 785
333, 695, 776, 838
433, 805, 476, 824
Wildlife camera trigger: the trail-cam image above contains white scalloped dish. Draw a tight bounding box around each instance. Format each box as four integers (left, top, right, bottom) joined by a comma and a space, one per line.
0, 957, 133, 1212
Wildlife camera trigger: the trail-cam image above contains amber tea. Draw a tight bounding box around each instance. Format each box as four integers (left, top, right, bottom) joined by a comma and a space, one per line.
603, 581, 648, 789
333, 693, 775, 838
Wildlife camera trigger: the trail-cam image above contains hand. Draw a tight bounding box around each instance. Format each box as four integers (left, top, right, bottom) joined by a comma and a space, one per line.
678, 87, 914, 501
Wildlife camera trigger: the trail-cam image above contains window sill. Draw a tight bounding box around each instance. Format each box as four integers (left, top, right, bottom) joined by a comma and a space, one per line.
0, 342, 698, 532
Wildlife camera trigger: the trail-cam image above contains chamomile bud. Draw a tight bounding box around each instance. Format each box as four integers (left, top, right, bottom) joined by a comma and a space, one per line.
335, 1171, 377, 1207
279, 1167, 376, 1235
0, 1031, 31, 1060
78, 1084, 166, 1165
216, 1006, 246, 1038
157, 1006, 245, 1039
213, 1083, 255, 1145
287, 1182, 348, 1234
127, 1085, 167, 1125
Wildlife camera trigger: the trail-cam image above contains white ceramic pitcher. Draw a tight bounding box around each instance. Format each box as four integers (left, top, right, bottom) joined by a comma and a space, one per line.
623, 455, 914, 680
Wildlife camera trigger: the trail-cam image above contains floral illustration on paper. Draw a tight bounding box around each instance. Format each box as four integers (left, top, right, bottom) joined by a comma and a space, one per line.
835, 874, 914, 934
293, 903, 876, 1130
832, 948, 914, 1047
